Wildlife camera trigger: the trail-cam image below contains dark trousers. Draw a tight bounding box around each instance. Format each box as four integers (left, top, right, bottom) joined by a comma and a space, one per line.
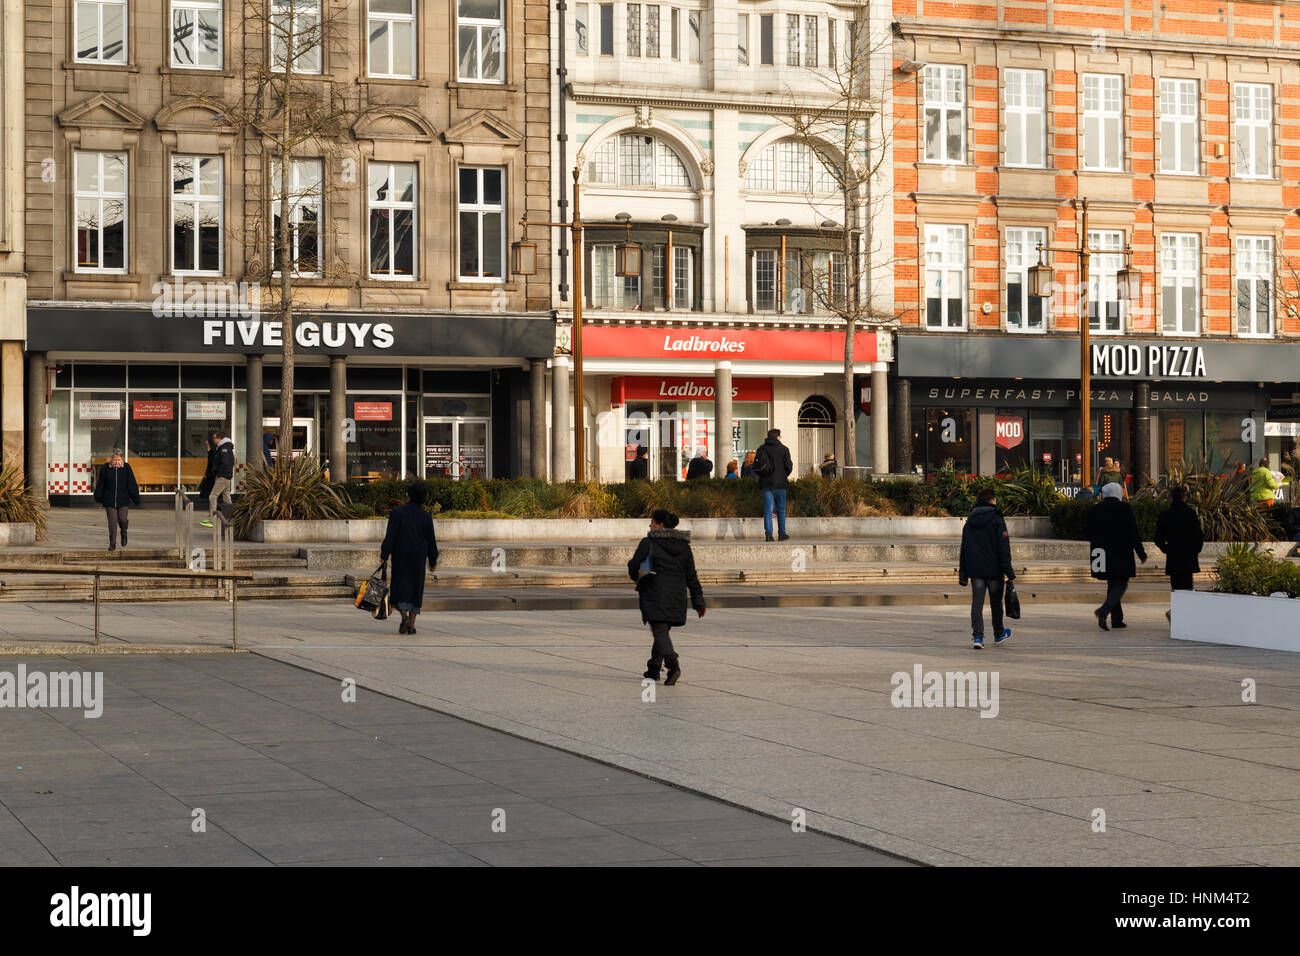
105, 506, 129, 547
1098, 577, 1130, 624
647, 621, 679, 674
1169, 570, 1194, 591
969, 577, 1004, 638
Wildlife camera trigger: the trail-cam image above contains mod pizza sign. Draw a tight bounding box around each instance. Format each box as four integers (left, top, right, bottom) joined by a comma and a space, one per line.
584, 326, 883, 363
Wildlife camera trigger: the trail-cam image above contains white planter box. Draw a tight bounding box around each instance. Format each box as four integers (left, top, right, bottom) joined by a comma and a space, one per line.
1171, 590, 1300, 652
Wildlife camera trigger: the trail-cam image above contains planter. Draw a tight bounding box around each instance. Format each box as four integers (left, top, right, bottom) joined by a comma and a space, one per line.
0, 523, 37, 546
1171, 589, 1300, 652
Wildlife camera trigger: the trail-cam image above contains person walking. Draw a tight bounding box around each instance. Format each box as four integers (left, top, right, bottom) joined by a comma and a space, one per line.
1085, 483, 1147, 630
820, 451, 838, 478
1154, 485, 1203, 622
199, 430, 236, 528
958, 487, 1015, 650
754, 428, 793, 542
627, 509, 706, 686
627, 445, 649, 480
685, 449, 713, 480
380, 481, 439, 635
93, 449, 140, 551
1249, 456, 1280, 507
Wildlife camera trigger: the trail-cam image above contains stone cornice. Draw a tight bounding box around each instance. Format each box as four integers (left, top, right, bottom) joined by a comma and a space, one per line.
568, 83, 873, 117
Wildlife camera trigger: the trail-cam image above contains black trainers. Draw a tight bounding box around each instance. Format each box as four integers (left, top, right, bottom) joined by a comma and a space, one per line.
764, 534, 774, 542
778, 533, 790, 541
1095, 610, 1109, 631
664, 666, 681, 686
1112, 621, 1127, 629
643, 669, 660, 681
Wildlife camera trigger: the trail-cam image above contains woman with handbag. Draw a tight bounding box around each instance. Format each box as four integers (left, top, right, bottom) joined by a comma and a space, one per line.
380, 481, 439, 634
627, 509, 706, 686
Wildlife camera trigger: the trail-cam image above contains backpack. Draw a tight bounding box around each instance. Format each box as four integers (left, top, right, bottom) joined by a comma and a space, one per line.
753, 446, 774, 476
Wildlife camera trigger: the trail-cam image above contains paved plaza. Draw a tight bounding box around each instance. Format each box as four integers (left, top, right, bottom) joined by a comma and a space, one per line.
1, 597, 1297, 865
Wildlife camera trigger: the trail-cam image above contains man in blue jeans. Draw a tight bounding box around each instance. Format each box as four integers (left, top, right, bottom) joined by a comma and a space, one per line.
754, 428, 794, 542
958, 487, 1016, 650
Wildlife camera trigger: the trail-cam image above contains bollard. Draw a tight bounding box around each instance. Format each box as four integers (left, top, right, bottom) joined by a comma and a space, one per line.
93, 573, 100, 648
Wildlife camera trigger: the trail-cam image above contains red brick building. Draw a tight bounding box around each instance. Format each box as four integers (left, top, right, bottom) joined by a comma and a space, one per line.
890, 0, 1300, 489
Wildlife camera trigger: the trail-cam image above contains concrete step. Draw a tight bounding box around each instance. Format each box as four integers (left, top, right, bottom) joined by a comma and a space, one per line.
0, 584, 355, 603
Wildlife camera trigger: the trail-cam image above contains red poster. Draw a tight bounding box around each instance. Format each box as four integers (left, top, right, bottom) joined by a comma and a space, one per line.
994, 415, 1024, 450
132, 400, 174, 420
353, 402, 393, 421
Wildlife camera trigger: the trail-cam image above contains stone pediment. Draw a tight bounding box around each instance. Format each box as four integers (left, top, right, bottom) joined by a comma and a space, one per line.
441, 110, 523, 148
57, 94, 147, 131
352, 107, 437, 143
154, 97, 236, 134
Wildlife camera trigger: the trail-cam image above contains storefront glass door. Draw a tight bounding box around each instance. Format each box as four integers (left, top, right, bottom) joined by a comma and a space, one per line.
423, 418, 490, 479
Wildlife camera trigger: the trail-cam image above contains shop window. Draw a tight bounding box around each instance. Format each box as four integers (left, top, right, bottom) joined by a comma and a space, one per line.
171, 0, 221, 69
347, 395, 403, 478
1234, 83, 1272, 179
924, 224, 966, 329
75, 151, 127, 273
586, 135, 693, 189
271, 157, 323, 277
993, 408, 1031, 472
1087, 230, 1124, 333
575, 3, 587, 55
1206, 410, 1254, 474
1094, 410, 1131, 482
1235, 235, 1273, 337
1159, 410, 1204, 475
924, 64, 965, 164
912, 407, 974, 475
75, 394, 125, 488
368, 0, 416, 79
457, 0, 504, 82
458, 166, 505, 280
76, 0, 128, 63
1082, 74, 1123, 171
172, 155, 223, 275
1160, 233, 1199, 334
270, 0, 323, 74
1005, 227, 1045, 332
182, 394, 231, 484
1159, 78, 1197, 174
1004, 69, 1045, 168
368, 161, 417, 278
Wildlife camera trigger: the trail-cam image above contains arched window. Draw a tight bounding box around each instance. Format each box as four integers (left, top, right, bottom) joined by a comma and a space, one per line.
745, 140, 841, 194
798, 396, 837, 425
586, 134, 694, 188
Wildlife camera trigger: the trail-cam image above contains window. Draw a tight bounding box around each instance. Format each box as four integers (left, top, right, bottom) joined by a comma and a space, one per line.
600, 4, 614, 56
1082, 74, 1123, 171
671, 8, 678, 59
368, 0, 416, 78
758, 13, 773, 65
1160, 233, 1199, 334
804, 16, 817, 68
575, 3, 588, 55
786, 15, 800, 67
925, 225, 966, 329
827, 19, 835, 71
924, 65, 965, 163
458, 0, 504, 82
753, 249, 777, 311
586, 134, 692, 188
1159, 78, 1197, 174
1087, 230, 1124, 333
672, 246, 692, 309
744, 145, 774, 190
744, 140, 838, 193
688, 10, 700, 62
1004, 69, 1045, 167
270, 0, 322, 74
172, 155, 223, 274
737, 12, 747, 65
171, 0, 221, 69
1236, 236, 1273, 336
459, 167, 505, 281
76, 0, 127, 63
591, 246, 641, 308
1005, 227, 1045, 332
75, 151, 127, 272
627, 4, 641, 57
368, 162, 416, 278
1235, 83, 1272, 178
271, 158, 322, 277
646, 6, 659, 57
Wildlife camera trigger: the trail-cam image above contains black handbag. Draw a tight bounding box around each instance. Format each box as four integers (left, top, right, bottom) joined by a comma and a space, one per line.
635, 542, 659, 593
1004, 580, 1021, 620
356, 562, 391, 620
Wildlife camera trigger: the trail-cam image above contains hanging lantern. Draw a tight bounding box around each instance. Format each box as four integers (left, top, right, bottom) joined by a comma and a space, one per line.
615, 239, 642, 278
1027, 261, 1054, 298
1117, 263, 1143, 300
510, 239, 537, 276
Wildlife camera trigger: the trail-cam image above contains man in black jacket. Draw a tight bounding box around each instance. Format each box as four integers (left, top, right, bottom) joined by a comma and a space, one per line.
1154, 485, 1203, 621
754, 428, 794, 541
958, 487, 1016, 649
1085, 483, 1147, 630
200, 430, 236, 528
685, 450, 713, 480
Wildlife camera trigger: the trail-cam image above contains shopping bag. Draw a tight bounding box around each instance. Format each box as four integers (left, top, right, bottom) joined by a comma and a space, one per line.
635, 545, 657, 593
1004, 580, 1021, 620
356, 562, 391, 619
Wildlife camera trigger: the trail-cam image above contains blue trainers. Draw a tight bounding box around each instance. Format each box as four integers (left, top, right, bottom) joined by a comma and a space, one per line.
995, 628, 1011, 646
972, 635, 984, 650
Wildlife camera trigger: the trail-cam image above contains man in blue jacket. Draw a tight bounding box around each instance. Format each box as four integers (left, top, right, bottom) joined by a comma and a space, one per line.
958, 487, 1016, 650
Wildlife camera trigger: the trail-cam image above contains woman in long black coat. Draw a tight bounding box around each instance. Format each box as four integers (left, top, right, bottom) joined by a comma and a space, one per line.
380, 482, 439, 634
627, 509, 706, 686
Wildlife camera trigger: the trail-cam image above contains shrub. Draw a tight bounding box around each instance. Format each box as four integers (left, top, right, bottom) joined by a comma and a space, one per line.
0, 462, 49, 541
1049, 497, 1162, 541
233, 455, 358, 539
1214, 546, 1300, 597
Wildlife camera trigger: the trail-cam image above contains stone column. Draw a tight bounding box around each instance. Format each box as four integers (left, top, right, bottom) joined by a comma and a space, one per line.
2, 343, 24, 472
530, 359, 547, 478
245, 354, 263, 470
329, 355, 347, 482
714, 361, 733, 469
25, 352, 46, 501
891, 376, 912, 475
551, 355, 571, 482
1134, 380, 1151, 488
870, 362, 889, 476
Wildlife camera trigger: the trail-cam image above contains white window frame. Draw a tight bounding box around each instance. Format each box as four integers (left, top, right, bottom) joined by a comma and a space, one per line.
924, 64, 966, 164
592, 244, 641, 309
752, 249, 777, 313
171, 0, 222, 70
458, 166, 506, 282
171, 154, 224, 276
74, 150, 128, 274
646, 5, 659, 58
746, 140, 839, 195
1235, 235, 1274, 338
586, 134, 692, 190
457, 0, 505, 83
924, 224, 967, 330
1234, 83, 1272, 179
803, 15, 817, 68
368, 161, 418, 280
627, 3, 641, 57
1005, 227, 1046, 333
1081, 73, 1123, 172
1004, 69, 1046, 168
737, 12, 748, 65
671, 245, 693, 309
75, 0, 128, 64
1087, 230, 1124, 334
271, 157, 323, 278
1159, 233, 1200, 335
786, 14, 801, 67
367, 0, 417, 79
270, 0, 323, 75
1159, 78, 1198, 175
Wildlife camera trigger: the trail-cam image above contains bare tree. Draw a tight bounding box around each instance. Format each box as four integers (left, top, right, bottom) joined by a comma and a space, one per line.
782, 4, 901, 474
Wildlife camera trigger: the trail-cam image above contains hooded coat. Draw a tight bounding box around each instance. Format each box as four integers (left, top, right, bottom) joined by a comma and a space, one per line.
754, 435, 793, 490
380, 502, 439, 608
1154, 499, 1203, 578
1085, 497, 1147, 580
958, 503, 1015, 581
93, 461, 141, 508
627, 528, 706, 626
